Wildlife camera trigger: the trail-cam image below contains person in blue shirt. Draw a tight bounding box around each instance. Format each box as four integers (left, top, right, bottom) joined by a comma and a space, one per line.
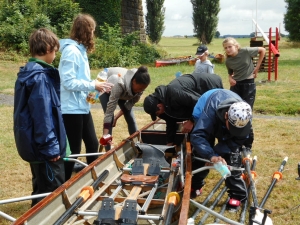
190, 89, 253, 209
58, 14, 113, 180
14, 28, 66, 206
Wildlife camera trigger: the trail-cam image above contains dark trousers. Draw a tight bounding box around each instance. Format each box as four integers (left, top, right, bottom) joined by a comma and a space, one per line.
63, 112, 98, 180
100, 93, 137, 150
230, 79, 256, 109
192, 152, 247, 202
30, 159, 65, 207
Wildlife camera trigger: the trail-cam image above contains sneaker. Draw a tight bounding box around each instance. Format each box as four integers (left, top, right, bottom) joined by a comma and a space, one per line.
226, 198, 241, 212
190, 188, 202, 199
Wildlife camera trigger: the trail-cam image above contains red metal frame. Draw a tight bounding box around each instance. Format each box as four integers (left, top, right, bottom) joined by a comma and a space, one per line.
268, 27, 280, 81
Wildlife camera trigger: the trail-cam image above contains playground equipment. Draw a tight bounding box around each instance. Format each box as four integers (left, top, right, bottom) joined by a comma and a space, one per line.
252, 20, 280, 81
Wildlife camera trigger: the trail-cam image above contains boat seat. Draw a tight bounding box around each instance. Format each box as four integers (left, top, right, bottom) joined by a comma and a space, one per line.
120, 174, 159, 185
135, 143, 175, 168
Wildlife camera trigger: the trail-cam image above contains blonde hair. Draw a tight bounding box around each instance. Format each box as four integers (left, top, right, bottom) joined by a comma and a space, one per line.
222, 37, 241, 57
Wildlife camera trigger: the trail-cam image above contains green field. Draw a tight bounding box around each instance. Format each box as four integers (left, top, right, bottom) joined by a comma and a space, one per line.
0, 37, 299, 225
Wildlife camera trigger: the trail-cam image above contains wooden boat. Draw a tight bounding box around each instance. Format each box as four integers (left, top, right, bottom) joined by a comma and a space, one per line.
10, 120, 192, 225
155, 55, 194, 67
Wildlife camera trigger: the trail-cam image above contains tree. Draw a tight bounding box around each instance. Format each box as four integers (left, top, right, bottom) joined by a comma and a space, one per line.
191, 0, 220, 44
215, 31, 220, 38
283, 0, 300, 41
76, 0, 121, 37
145, 0, 165, 44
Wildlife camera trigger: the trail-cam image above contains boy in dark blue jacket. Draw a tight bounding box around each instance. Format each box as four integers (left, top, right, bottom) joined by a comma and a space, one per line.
13, 28, 66, 206
190, 89, 253, 208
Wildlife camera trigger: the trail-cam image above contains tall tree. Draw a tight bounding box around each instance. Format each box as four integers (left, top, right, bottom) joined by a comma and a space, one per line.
191, 0, 220, 44
283, 0, 300, 41
145, 0, 165, 44
76, 0, 121, 37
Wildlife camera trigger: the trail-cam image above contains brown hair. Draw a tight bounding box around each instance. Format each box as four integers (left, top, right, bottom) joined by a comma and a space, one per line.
70, 14, 96, 53
29, 28, 59, 57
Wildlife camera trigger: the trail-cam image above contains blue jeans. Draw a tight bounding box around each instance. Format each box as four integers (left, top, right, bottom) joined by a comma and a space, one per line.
100, 93, 137, 150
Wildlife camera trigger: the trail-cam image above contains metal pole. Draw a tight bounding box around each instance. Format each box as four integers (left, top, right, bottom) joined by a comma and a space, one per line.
0, 211, 16, 222
190, 199, 244, 225
252, 19, 280, 57
259, 157, 288, 208
77, 211, 161, 220
197, 186, 228, 225
0, 193, 51, 205
190, 177, 224, 219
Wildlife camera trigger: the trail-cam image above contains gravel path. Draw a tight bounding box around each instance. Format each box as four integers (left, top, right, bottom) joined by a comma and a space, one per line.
1, 93, 298, 120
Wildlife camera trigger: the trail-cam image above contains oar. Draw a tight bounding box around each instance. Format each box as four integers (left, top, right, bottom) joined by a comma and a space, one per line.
259, 157, 288, 208
240, 156, 257, 224
164, 173, 181, 225
190, 177, 225, 220
213, 197, 229, 224
53, 170, 109, 225
242, 150, 259, 208
197, 186, 228, 225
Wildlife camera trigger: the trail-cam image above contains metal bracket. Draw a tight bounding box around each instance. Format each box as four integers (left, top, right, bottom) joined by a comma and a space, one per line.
93, 198, 117, 225
118, 199, 138, 225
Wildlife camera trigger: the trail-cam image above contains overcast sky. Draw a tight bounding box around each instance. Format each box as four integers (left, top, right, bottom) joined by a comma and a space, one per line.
142, 0, 288, 36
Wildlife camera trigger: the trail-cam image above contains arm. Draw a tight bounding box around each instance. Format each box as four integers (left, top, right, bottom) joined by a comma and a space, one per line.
228, 73, 236, 86
29, 76, 60, 160
190, 113, 217, 160
253, 47, 266, 78
112, 110, 124, 127
160, 114, 177, 145
103, 83, 124, 133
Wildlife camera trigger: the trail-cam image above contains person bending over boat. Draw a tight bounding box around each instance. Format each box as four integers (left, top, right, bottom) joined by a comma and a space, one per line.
100, 66, 151, 150
143, 72, 223, 146
190, 89, 253, 208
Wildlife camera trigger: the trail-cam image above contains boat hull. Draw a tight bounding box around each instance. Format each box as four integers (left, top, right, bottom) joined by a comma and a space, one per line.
11, 120, 192, 225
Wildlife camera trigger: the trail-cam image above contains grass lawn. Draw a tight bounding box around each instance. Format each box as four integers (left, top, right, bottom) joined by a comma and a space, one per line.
0, 37, 299, 225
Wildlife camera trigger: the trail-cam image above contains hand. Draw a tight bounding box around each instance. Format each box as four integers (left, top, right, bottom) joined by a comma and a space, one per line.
181, 120, 194, 133
210, 156, 226, 165
95, 81, 114, 93
228, 74, 236, 86
112, 116, 118, 127
49, 156, 60, 162
253, 69, 258, 78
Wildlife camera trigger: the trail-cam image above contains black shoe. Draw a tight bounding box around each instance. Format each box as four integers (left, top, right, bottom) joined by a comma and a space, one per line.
73, 162, 86, 173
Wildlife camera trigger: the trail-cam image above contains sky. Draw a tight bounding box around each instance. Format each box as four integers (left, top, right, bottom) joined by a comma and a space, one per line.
142, 0, 288, 37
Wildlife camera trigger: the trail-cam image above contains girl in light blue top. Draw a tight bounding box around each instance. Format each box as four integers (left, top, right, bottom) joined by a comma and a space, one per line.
58, 14, 113, 180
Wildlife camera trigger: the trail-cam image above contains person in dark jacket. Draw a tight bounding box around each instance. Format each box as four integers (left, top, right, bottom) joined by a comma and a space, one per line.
13, 28, 66, 206
143, 72, 223, 145
190, 89, 253, 207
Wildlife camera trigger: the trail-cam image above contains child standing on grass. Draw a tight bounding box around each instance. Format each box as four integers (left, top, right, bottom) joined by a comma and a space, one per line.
223, 37, 266, 109
194, 45, 214, 74
58, 14, 113, 180
13, 28, 66, 207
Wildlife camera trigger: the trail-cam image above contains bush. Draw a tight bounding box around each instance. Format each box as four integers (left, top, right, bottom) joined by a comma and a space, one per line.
89, 24, 163, 69
0, 2, 164, 69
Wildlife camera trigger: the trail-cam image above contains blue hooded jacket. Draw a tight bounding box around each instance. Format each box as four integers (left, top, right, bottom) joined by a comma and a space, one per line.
190, 89, 253, 160
13, 60, 66, 162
